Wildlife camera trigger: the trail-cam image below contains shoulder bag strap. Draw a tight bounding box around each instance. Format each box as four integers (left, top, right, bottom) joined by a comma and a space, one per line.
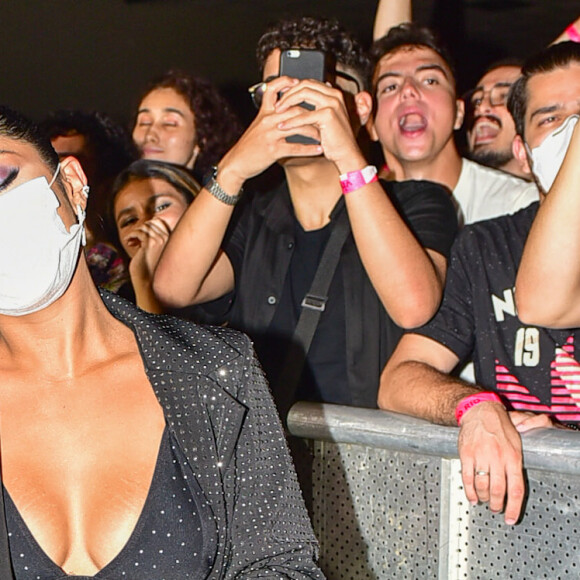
275, 209, 350, 421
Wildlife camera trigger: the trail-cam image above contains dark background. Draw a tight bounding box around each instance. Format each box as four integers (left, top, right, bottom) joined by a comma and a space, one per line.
1, 0, 578, 127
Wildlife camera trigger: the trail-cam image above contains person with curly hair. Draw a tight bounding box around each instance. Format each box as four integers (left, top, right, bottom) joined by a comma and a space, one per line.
154, 16, 457, 418
132, 71, 243, 180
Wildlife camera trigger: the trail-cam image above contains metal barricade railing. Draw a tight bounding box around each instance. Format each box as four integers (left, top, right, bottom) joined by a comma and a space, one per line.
287, 402, 580, 580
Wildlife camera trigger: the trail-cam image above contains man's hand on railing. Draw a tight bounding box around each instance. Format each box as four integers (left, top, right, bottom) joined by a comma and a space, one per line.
458, 402, 526, 526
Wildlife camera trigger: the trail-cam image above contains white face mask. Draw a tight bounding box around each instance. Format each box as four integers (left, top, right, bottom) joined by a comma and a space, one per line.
528, 114, 579, 193
0, 166, 86, 316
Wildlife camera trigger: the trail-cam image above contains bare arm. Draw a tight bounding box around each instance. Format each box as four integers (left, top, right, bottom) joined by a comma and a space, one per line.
344, 186, 448, 328
379, 333, 527, 524
515, 122, 580, 327
373, 0, 412, 40
154, 76, 321, 308
552, 15, 580, 44
278, 81, 449, 327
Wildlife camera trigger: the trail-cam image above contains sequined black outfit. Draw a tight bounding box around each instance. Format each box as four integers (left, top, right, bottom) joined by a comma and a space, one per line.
0, 291, 323, 580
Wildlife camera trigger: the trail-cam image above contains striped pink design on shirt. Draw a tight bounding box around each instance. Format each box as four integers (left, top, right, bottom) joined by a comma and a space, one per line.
493, 336, 580, 422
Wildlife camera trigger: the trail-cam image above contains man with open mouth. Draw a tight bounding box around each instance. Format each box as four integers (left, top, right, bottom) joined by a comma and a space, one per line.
369, 23, 539, 226
464, 61, 531, 180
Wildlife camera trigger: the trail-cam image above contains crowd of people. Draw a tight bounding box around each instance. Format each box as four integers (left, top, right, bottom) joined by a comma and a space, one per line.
0, 1, 580, 577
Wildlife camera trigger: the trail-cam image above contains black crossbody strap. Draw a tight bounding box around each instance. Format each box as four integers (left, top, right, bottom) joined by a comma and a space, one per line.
275, 209, 351, 420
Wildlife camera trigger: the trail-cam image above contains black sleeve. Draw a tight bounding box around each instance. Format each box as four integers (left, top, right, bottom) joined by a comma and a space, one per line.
412, 226, 477, 362
384, 179, 458, 259
222, 191, 254, 285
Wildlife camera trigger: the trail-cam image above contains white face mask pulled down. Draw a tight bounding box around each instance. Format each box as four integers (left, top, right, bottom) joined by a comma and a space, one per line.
528, 114, 579, 193
0, 166, 86, 316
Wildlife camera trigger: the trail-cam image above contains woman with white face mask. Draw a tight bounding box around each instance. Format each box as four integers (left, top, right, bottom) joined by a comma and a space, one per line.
0, 106, 322, 579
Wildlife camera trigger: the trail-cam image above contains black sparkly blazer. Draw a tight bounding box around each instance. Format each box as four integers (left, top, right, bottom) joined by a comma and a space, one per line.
0, 291, 323, 579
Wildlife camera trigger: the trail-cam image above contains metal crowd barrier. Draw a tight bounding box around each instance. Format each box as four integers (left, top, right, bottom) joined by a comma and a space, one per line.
287, 402, 580, 580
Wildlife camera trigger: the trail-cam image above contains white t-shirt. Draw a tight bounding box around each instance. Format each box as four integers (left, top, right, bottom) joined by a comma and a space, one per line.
453, 158, 539, 226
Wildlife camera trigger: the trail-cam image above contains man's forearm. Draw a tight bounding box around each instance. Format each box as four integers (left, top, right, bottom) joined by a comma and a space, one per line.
373, 0, 412, 40
154, 185, 236, 308
342, 170, 449, 328
379, 358, 481, 426
516, 125, 580, 327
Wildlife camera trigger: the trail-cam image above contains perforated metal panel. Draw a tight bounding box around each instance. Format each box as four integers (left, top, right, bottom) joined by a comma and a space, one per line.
289, 403, 580, 580
310, 443, 580, 580
465, 469, 580, 579
312, 441, 441, 579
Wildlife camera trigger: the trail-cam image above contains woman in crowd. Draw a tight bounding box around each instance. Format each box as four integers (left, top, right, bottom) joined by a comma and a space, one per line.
132, 71, 243, 180
111, 159, 200, 313
0, 105, 322, 579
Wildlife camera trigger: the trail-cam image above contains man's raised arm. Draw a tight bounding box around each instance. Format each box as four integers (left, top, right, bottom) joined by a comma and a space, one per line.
516, 123, 580, 328
153, 76, 320, 308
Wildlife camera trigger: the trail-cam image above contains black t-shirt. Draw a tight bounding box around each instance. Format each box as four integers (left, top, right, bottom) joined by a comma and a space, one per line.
415, 202, 580, 425
261, 215, 350, 404
224, 178, 458, 408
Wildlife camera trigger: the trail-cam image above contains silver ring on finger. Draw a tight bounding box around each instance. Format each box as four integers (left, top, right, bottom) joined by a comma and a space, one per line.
475, 470, 490, 476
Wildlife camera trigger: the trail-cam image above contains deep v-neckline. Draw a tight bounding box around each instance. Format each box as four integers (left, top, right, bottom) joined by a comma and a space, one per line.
2, 425, 168, 578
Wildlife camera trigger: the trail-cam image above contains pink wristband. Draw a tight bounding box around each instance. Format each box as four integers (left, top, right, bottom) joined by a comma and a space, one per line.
339, 165, 378, 194
455, 392, 504, 425
566, 24, 580, 43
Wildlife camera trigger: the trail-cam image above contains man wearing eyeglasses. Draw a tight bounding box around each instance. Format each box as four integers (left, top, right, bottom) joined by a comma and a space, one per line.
154, 16, 457, 419
465, 62, 531, 180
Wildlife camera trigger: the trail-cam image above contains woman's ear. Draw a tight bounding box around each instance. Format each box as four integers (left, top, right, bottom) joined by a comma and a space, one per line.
59, 156, 89, 211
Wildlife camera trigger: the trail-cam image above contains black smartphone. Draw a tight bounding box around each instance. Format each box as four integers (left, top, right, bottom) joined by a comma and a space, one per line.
279, 49, 326, 144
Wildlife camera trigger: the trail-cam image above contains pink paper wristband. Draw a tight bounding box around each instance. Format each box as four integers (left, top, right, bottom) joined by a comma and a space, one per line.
339, 165, 378, 194
455, 392, 504, 425
566, 24, 580, 43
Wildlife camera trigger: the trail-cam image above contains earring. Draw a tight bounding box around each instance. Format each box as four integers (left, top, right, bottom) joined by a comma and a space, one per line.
76, 204, 87, 246
82, 185, 90, 198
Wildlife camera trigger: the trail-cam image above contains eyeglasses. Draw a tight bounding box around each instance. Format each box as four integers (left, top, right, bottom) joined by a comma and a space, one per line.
464, 82, 513, 110
248, 70, 363, 110
248, 81, 268, 109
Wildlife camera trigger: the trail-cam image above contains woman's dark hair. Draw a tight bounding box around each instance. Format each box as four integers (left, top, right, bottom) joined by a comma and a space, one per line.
135, 71, 243, 177
0, 105, 59, 171
256, 16, 371, 91
0, 105, 72, 198
108, 159, 200, 258
508, 41, 580, 139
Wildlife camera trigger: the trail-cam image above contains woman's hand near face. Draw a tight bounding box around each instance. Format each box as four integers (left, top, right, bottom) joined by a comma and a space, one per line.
128, 217, 172, 313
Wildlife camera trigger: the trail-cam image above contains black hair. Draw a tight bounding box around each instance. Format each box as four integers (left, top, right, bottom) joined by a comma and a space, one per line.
508, 41, 580, 138
39, 109, 136, 183
256, 15, 371, 91
370, 23, 456, 90
0, 105, 59, 171
479, 58, 523, 79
